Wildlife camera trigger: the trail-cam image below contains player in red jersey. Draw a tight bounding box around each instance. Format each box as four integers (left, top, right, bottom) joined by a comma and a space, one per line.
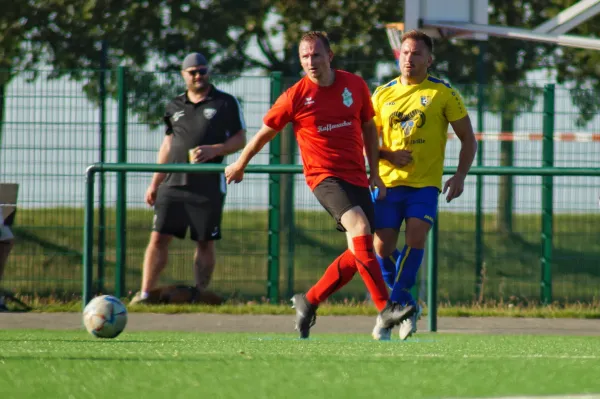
225, 31, 415, 339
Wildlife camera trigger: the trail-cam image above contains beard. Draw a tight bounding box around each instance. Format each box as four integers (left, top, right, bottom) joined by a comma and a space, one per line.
188, 79, 209, 94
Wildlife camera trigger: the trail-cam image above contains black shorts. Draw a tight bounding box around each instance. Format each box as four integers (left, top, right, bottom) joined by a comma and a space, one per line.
153, 185, 225, 241
312, 176, 375, 233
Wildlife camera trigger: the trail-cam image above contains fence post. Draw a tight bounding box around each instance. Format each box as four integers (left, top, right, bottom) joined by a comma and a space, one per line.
541, 84, 555, 304
427, 216, 439, 332
97, 40, 108, 294
285, 130, 296, 299
83, 168, 96, 307
267, 71, 282, 303
474, 47, 486, 301
115, 66, 128, 298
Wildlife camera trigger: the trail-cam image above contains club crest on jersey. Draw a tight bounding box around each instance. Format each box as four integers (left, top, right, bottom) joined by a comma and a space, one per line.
342, 87, 353, 107
420, 96, 431, 106
401, 120, 416, 137
203, 108, 217, 119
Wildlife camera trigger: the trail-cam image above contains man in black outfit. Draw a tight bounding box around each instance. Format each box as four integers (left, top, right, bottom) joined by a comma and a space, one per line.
131, 53, 246, 305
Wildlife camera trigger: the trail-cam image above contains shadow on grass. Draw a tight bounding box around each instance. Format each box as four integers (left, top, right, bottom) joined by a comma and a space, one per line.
499, 231, 600, 278
14, 228, 83, 268
12, 227, 144, 286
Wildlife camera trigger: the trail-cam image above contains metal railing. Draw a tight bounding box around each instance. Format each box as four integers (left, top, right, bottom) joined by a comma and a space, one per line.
83, 163, 600, 330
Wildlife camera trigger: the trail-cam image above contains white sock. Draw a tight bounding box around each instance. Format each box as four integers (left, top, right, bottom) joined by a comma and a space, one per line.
140, 291, 149, 300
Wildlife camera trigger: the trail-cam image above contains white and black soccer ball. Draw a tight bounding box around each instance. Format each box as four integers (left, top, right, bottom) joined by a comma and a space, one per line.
83, 295, 128, 338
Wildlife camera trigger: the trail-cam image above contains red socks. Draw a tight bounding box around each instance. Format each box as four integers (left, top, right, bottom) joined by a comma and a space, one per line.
306, 249, 357, 305
305, 235, 390, 312
352, 235, 390, 311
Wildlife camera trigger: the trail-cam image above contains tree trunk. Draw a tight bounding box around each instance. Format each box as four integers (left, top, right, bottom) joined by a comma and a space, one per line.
497, 114, 514, 234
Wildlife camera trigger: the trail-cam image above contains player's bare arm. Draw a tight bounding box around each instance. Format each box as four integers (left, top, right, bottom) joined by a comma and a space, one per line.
362, 119, 386, 200
379, 147, 413, 168
443, 115, 477, 202
146, 134, 172, 206
225, 124, 278, 184
374, 113, 412, 168
191, 129, 247, 163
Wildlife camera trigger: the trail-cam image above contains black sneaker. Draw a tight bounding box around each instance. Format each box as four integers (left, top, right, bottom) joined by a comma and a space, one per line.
378, 302, 416, 329
291, 294, 318, 339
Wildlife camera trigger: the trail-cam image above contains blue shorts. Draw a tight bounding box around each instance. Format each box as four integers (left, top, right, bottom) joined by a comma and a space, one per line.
372, 186, 439, 230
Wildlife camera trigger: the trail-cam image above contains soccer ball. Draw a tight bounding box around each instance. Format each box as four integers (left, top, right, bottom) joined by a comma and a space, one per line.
83, 295, 128, 338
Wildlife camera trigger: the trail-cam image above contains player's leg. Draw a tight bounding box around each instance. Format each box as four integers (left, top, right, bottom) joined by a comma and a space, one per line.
391, 186, 439, 339
390, 218, 428, 307
370, 187, 406, 339
131, 186, 184, 305
340, 206, 403, 341
372, 187, 405, 288
340, 205, 390, 311
390, 187, 438, 304
291, 178, 361, 338
394, 217, 428, 339
193, 241, 215, 290
138, 232, 173, 296
292, 246, 358, 338
337, 181, 415, 339
292, 178, 415, 338
188, 192, 225, 291
304, 177, 395, 308
374, 230, 401, 288
0, 226, 15, 311
305, 249, 357, 305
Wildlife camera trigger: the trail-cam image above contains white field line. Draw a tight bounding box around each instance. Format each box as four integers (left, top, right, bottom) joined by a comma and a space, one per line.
445, 395, 600, 399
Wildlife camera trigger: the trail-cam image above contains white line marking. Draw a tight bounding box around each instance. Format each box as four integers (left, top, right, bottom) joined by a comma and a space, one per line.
445, 395, 600, 399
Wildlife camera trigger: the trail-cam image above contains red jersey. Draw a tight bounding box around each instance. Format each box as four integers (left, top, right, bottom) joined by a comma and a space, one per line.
263, 70, 375, 190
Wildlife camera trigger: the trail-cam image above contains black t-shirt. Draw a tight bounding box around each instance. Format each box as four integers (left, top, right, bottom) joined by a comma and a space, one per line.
162, 85, 245, 193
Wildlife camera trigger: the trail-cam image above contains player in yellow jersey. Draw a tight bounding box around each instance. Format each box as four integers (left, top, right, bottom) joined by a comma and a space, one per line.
371, 30, 477, 340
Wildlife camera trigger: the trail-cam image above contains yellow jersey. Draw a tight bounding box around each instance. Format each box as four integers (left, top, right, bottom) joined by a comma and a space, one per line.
372, 75, 468, 189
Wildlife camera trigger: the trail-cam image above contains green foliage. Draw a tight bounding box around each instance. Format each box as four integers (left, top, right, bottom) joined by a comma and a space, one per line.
430, 0, 555, 116
428, 0, 600, 127
0, 1, 266, 129
265, 0, 401, 78
3, 0, 598, 128
552, 0, 600, 126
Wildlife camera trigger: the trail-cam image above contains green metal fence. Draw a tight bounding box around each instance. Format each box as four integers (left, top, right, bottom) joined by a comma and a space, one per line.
82, 163, 600, 332
1, 68, 600, 305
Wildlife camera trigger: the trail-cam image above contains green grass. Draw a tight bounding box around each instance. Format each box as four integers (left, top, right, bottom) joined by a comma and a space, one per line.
5, 208, 600, 303
2, 330, 600, 398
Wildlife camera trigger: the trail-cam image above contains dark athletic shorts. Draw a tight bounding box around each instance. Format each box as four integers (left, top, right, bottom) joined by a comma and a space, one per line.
153, 185, 225, 241
312, 176, 375, 233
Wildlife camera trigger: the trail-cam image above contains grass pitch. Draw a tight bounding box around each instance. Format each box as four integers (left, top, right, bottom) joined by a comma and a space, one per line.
1, 330, 599, 399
